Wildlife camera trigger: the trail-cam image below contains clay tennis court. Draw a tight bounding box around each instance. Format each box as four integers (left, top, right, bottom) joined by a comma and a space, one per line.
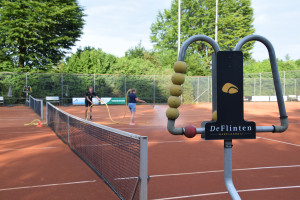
0, 102, 300, 199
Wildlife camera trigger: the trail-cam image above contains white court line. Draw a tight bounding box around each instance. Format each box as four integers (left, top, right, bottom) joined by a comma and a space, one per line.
152, 185, 300, 200
0, 180, 96, 192
0, 131, 51, 135
258, 137, 300, 147
149, 140, 202, 144
115, 164, 300, 180
0, 147, 57, 152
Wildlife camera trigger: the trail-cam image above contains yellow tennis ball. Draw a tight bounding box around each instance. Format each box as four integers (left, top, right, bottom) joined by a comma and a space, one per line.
174, 61, 187, 73
170, 85, 183, 96
168, 96, 181, 108
171, 73, 185, 85
166, 108, 180, 120
212, 110, 217, 121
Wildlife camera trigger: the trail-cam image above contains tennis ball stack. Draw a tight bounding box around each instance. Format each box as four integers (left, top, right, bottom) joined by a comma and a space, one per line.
166, 61, 197, 138
166, 61, 186, 120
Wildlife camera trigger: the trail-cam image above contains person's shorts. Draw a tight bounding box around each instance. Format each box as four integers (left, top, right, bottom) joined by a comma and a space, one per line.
128, 103, 136, 112
85, 101, 92, 107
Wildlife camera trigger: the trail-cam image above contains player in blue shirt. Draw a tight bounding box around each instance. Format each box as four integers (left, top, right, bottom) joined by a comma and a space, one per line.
128, 89, 146, 125
85, 86, 101, 120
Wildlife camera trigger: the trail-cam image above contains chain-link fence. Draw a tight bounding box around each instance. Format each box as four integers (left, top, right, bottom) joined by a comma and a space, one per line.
0, 71, 299, 105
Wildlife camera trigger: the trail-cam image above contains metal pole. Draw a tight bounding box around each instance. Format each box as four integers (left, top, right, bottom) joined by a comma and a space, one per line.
283, 71, 286, 96
139, 136, 148, 200
197, 77, 200, 103
295, 79, 297, 95
40, 100, 43, 120
215, 0, 218, 42
254, 78, 256, 96
124, 75, 127, 96
94, 74, 96, 91
61, 74, 64, 105
178, 0, 181, 57
207, 76, 210, 102
153, 75, 156, 104
224, 140, 241, 200
212, 53, 217, 109
26, 73, 28, 100
259, 73, 262, 96
67, 116, 70, 144
46, 102, 48, 126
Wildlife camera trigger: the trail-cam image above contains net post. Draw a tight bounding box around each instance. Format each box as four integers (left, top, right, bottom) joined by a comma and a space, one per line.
139, 136, 148, 200
41, 99, 43, 120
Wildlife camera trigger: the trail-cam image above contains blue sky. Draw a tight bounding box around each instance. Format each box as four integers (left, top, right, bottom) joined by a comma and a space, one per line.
74, 0, 300, 61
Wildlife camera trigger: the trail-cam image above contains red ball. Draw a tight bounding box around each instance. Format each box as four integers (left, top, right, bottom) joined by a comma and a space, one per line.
184, 125, 197, 138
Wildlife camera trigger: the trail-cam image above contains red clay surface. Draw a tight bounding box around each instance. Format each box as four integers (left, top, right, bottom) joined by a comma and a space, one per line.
1, 102, 300, 200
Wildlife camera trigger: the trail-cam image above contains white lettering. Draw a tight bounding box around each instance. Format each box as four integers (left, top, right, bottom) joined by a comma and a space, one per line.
221, 125, 225, 131
210, 126, 216, 131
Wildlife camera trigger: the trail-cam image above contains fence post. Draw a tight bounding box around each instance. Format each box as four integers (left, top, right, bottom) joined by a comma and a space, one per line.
67, 116, 70, 144
124, 75, 127, 96
26, 73, 28, 100
283, 71, 286, 96
41, 99, 43, 120
26, 73, 28, 87
94, 74, 96, 91
46, 102, 48, 126
253, 78, 256, 96
259, 73, 262, 96
197, 77, 200, 103
295, 79, 297, 96
208, 76, 211, 102
153, 75, 156, 104
61, 74, 64, 105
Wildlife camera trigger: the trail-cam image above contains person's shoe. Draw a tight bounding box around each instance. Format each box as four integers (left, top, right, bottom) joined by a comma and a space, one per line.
90, 117, 93, 121
129, 122, 135, 125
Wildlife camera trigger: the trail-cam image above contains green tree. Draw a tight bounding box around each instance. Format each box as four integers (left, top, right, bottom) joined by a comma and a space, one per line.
125, 41, 145, 59
65, 47, 117, 74
0, 0, 85, 71
150, 0, 255, 74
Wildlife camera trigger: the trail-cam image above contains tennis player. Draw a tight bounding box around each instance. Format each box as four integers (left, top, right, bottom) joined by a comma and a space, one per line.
128, 89, 146, 125
85, 86, 101, 120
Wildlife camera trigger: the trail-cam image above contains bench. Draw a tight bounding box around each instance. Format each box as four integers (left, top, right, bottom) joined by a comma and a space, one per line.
46, 96, 60, 105
0, 96, 4, 105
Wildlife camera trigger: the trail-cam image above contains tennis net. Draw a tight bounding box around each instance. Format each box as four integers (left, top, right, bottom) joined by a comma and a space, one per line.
46, 102, 148, 200
29, 95, 43, 120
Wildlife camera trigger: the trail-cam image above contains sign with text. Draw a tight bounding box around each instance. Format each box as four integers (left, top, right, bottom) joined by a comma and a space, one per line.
205, 51, 256, 140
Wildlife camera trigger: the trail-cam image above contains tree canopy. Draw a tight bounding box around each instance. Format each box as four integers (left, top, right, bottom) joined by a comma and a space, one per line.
150, 0, 255, 72
0, 0, 85, 71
